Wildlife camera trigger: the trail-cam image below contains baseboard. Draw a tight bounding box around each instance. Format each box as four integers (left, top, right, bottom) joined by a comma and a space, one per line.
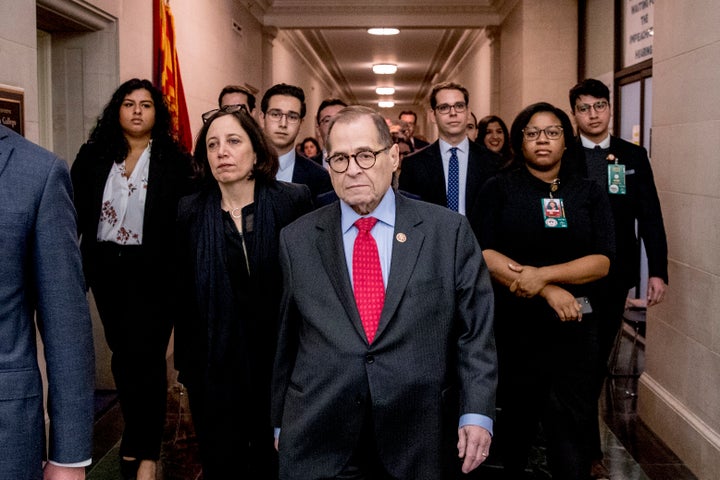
638, 373, 720, 479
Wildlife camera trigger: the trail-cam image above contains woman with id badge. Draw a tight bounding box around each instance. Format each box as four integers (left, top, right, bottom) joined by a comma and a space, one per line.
471, 102, 614, 480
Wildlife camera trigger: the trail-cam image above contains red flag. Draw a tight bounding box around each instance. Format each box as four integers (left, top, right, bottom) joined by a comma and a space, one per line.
153, 0, 193, 152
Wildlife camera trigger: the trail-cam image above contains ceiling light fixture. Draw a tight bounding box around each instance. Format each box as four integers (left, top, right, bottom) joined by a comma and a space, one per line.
376, 87, 395, 95
378, 101, 395, 108
368, 28, 400, 36
373, 64, 397, 75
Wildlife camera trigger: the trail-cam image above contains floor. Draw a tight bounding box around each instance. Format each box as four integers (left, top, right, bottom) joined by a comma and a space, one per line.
86, 323, 698, 479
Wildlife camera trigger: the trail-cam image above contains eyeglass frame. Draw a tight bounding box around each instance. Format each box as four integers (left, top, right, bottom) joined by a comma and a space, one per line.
201, 104, 247, 123
574, 100, 609, 115
521, 125, 564, 141
265, 108, 302, 124
326, 146, 391, 173
434, 102, 467, 115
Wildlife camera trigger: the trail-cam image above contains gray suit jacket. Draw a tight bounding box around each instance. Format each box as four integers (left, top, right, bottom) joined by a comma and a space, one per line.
0, 126, 94, 478
272, 193, 497, 479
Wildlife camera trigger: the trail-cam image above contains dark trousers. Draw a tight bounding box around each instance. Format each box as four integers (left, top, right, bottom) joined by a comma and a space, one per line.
336, 408, 395, 480
496, 314, 597, 480
588, 284, 629, 460
91, 242, 172, 460
186, 379, 278, 479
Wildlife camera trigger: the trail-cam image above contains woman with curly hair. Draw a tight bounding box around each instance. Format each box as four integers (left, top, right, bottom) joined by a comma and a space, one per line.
71, 78, 195, 480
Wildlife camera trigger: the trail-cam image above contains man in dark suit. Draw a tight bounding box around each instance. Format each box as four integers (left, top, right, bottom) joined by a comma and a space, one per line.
0, 125, 95, 479
260, 83, 332, 198
399, 109, 430, 150
271, 106, 497, 479
399, 82, 501, 219
570, 78, 669, 478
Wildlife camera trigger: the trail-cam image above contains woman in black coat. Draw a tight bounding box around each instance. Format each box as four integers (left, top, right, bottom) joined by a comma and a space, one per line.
174, 105, 312, 478
71, 78, 194, 480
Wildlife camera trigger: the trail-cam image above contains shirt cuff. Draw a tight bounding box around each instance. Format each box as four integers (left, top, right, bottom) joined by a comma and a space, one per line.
47, 458, 92, 468
274, 427, 281, 439
459, 413, 494, 436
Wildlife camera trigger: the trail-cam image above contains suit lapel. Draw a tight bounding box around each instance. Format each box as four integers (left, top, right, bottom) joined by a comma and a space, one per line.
0, 131, 12, 178
315, 205, 368, 341
466, 143, 483, 217
429, 142, 448, 205
374, 196, 424, 341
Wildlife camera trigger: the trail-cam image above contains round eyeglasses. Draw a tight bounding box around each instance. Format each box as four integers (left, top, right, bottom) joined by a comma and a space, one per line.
327, 146, 391, 173
522, 125, 564, 141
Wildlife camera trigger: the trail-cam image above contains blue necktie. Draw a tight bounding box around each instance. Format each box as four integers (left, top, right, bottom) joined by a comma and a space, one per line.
447, 147, 459, 212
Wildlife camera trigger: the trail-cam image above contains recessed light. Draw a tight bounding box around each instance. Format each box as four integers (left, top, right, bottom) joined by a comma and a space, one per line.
368, 28, 400, 36
376, 87, 395, 95
373, 64, 397, 75
378, 101, 395, 108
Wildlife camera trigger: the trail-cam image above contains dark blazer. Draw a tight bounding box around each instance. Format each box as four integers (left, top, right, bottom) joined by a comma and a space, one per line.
577, 136, 668, 287
291, 153, 332, 198
70, 139, 194, 288
174, 180, 313, 385
0, 126, 94, 475
411, 136, 430, 150
271, 194, 497, 479
398, 139, 501, 219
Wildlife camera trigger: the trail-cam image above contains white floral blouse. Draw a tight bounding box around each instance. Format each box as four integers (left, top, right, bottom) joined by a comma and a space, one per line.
96, 142, 151, 244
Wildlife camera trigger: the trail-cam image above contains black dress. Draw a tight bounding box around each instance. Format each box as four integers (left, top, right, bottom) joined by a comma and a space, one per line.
474, 167, 615, 480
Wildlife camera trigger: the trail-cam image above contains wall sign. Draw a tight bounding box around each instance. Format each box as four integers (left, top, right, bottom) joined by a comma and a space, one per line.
623, 0, 654, 68
0, 85, 24, 136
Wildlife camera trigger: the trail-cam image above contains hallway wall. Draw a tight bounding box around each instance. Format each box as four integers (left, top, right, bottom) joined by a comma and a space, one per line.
638, 2, 720, 479
498, 0, 578, 124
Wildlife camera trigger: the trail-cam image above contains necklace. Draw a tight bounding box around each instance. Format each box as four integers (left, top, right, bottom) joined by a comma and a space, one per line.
228, 207, 242, 219
549, 178, 560, 198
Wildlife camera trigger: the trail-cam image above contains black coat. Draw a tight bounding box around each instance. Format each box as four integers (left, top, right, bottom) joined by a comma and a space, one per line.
577, 136, 668, 287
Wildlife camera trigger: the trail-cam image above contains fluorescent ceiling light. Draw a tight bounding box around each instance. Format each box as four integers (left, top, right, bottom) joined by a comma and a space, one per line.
373, 64, 397, 75
376, 87, 395, 95
368, 28, 400, 36
378, 101, 395, 108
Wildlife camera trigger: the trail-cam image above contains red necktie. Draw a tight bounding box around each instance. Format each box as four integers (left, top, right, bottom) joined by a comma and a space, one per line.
352, 217, 385, 343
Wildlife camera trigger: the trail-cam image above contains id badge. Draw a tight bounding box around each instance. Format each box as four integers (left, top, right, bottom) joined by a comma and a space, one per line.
608, 164, 626, 194
542, 198, 567, 228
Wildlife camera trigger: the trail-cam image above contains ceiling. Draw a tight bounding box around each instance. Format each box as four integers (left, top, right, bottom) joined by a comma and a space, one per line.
246, 0, 516, 108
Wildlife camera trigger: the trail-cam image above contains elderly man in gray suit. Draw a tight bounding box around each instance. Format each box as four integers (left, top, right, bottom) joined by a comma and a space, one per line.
0, 125, 94, 480
271, 106, 497, 479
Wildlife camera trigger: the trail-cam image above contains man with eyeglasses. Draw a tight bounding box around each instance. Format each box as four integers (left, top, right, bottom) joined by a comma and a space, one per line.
399, 82, 500, 220
272, 105, 497, 480
570, 78, 668, 479
218, 84, 257, 115
260, 83, 332, 199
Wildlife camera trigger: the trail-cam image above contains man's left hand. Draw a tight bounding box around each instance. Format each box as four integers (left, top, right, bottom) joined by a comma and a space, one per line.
457, 425, 492, 474
646, 276, 667, 307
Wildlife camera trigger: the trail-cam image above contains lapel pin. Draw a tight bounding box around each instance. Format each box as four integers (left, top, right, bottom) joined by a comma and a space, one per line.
395, 233, 407, 243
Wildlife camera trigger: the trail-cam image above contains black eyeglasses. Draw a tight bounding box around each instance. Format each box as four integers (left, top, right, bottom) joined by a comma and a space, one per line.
201, 104, 247, 123
435, 102, 467, 115
575, 100, 608, 115
327, 146, 391, 173
522, 125, 564, 141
